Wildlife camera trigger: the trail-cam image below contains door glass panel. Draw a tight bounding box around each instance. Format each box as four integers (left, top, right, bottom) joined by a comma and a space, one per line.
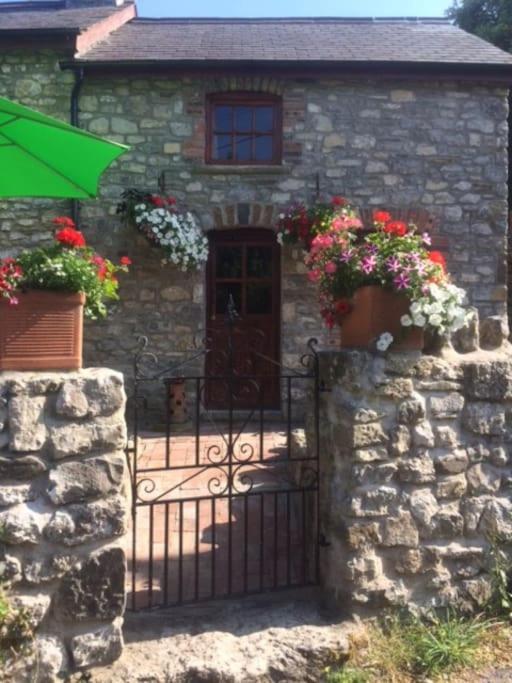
247, 246, 272, 278
255, 107, 273, 132
247, 284, 272, 315
254, 135, 273, 161
214, 106, 232, 132
235, 135, 252, 161
213, 135, 233, 161
216, 283, 242, 315
216, 246, 243, 278
234, 106, 253, 132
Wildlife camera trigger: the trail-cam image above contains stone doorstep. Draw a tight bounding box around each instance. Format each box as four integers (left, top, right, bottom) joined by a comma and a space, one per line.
87, 590, 360, 683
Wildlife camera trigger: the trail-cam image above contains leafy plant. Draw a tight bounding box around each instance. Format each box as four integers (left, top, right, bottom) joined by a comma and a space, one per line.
0, 216, 131, 319
0, 587, 33, 667
487, 541, 512, 619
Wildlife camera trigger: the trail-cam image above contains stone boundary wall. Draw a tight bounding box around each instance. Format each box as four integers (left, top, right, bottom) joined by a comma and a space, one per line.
316, 349, 512, 612
0, 369, 129, 680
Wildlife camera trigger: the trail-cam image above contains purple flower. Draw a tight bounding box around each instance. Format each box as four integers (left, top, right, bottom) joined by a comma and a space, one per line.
366, 244, 378, 255
422, 232, 432, 246
340, 249, 354, 263
408, 252, 421, 263
361, 255, 377, 274
415, 261, 427, 276
394, 273, 410, 290
386, 255, 401, 273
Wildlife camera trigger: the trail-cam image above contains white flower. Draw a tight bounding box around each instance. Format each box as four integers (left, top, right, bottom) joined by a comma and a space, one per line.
413, 313, 427, 327
376, 332, 394, 352
401, 315, 413, 327
429, 313, 443, 327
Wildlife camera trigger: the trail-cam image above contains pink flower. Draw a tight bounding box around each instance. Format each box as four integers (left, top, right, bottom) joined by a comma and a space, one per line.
422, 232, 432, 246
361, 255, 377, 274
386, 256, 401, 273
325, 261, 337, 274
307, 269, 322, 282
8, 296, 18, 306
394, 273, 410, 290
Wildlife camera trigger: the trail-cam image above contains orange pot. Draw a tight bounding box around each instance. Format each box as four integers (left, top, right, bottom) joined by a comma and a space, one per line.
0, 290, 85, 371
340, 285, 424, 351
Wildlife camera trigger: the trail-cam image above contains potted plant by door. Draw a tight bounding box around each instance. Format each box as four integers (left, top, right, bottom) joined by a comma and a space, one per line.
0, 216, 130, 371
304, 208, 470, 352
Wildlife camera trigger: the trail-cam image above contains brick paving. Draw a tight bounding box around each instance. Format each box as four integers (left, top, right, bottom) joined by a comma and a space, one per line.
127, 425, 317, 610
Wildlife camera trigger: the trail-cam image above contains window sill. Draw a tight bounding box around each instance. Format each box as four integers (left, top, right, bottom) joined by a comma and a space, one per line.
191, 164, 289, 176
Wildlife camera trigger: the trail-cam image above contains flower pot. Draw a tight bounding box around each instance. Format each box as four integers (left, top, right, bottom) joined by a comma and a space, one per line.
340, 285, 424, 351
0, 290, 85, 371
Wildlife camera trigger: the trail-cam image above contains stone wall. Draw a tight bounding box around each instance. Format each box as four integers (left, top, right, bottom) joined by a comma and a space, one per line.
0, 369, 129, 680
316, 348, 512, 612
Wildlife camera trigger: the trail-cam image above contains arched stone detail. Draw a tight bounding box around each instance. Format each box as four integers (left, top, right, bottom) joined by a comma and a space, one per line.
209, 76, 285, 96
211, 202, 279, 230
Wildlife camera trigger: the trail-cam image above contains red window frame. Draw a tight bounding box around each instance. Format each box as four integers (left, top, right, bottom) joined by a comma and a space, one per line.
206, 93, 282, 165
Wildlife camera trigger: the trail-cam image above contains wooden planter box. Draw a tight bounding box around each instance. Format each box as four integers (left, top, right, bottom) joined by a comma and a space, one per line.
0, 290, 85, 371
340, 285, 424, 351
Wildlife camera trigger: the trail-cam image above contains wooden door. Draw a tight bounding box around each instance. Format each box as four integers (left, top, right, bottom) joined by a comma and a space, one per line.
205, 228, 281, 410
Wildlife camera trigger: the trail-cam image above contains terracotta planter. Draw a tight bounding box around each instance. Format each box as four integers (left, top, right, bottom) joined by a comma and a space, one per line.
340, 285, 424, 351
0, 290, 85, 371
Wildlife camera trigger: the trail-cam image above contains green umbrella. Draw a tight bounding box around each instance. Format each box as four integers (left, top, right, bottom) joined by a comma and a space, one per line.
0, 96, 128, 199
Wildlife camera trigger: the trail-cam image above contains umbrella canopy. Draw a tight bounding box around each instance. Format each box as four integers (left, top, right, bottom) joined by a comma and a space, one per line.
0, 97, 128, 199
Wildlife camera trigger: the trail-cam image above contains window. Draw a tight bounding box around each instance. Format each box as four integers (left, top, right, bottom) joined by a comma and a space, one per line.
206, 93, 282, 165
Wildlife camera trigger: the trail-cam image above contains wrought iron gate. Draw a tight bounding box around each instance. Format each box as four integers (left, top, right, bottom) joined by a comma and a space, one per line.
126, 302, 320, 611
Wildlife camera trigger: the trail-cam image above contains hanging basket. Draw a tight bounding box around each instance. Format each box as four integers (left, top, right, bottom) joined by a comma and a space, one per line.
0, 290, 85, 371
340, 285, 424, 351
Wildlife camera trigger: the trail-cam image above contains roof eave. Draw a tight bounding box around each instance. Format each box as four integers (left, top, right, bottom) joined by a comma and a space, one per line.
60, 58, 512, 83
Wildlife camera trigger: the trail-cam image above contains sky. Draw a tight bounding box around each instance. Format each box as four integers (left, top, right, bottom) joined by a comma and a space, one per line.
136, 0, 453, 18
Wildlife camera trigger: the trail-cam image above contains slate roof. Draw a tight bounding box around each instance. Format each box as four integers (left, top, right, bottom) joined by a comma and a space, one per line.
0, 1, 132, 33
76, 17, 512, 66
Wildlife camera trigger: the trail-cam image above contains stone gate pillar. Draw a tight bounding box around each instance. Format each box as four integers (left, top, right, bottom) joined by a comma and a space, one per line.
0, 368, 129, 680
314, 350, 512, 613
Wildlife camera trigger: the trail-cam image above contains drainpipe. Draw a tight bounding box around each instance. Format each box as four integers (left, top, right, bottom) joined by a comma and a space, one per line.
70, 67, 84, 226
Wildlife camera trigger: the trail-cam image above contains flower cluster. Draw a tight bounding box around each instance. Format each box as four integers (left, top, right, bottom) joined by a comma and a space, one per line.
0, 217, 131, 319
304, 206, 470, 336
0, 258, 23, 306
118, 190, 208, 271
276, 196, 361, 249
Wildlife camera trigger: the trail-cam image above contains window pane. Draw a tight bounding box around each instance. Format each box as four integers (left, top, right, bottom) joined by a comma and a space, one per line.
235, 135, 252, 162
216, 246, 243, 278
254, 136, 273, 161
216, 283, 242, 315
255, 107, 273, 132
214, 106, 232, 132
213, 135, 233, 161
247, 246, 272, 278
247, 284, 272, 315
234, 106, 253, 132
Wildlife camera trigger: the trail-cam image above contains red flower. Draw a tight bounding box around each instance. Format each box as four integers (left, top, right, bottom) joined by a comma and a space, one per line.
150, 195, 165, 207
335, 299, 351, 316
331, 196, 348, 207
53, 216, 76, 229
167, 197, 177, 206
55, 227, 86, 248
384, 221, 408, 237
429, 251, 446, 272
373, 210, 392, 224
120, 256, 132, 266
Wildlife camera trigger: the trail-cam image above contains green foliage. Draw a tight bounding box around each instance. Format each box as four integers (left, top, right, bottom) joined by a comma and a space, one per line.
487, 542, 512, 619
324, 665, 370, 682
448, 0, 512, 52
0, 587, 33, 666
16, 244, 123, 320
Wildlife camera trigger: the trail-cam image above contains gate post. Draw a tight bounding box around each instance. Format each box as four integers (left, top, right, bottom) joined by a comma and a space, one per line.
0, 368, 129, 680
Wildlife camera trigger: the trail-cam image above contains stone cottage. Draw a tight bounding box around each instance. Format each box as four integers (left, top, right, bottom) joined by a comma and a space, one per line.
1, 0, 512, 408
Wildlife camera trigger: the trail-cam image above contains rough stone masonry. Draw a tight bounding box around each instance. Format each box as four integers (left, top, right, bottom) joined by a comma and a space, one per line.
0, 368, 129, 681
317, 347, 512, 613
